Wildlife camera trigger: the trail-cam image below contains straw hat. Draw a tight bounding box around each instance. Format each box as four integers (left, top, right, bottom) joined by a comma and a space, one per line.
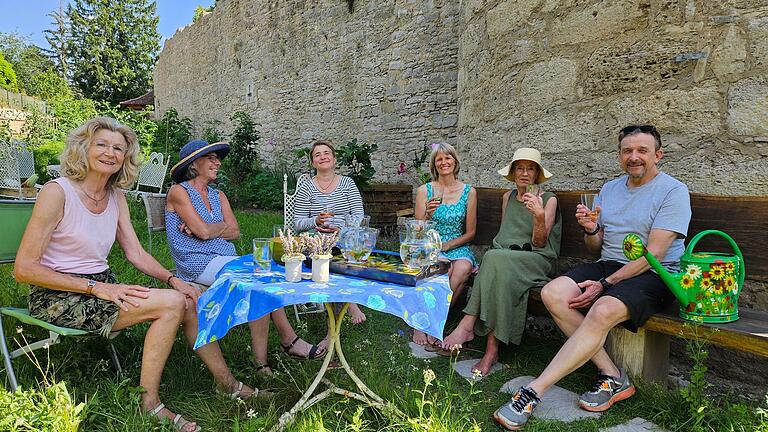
170, 140, 230, 183
497, 147, 553, 184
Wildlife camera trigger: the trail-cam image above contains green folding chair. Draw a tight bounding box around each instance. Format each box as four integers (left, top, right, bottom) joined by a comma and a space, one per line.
0, 199, 122, 391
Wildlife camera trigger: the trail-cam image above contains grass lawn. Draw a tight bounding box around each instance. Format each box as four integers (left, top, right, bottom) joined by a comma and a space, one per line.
0, 201, 766, 431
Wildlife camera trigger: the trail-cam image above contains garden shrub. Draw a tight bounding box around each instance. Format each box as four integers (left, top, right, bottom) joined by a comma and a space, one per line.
336, 138, 378, 188
0, 52, 18, 91
0, 381, 86, 432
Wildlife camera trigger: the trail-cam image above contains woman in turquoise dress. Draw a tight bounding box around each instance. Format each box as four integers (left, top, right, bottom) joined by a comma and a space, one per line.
441, 148, 561, 377
413, 142, 477, 346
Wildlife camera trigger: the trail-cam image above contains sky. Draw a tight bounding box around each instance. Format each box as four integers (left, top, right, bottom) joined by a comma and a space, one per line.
0, 0, 216, 50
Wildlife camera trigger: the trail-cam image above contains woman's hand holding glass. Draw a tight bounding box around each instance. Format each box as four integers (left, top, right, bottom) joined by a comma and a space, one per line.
522, 186, 544, 217
425, 187, 443, 219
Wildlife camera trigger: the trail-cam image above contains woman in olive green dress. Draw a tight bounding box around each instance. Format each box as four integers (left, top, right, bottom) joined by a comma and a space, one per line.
441, 148, 561, 377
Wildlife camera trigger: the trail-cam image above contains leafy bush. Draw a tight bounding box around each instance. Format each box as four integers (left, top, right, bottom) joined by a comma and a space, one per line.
336, 138, 378, 188
220, 111, 261, 206
0, 381, 86, 432
153, 107, 192, 159
33, 139, 66, 182
0, 52, 18, 91
26, 71, 72, 102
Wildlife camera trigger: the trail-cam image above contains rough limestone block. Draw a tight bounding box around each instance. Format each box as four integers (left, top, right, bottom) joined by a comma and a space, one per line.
747, 16, 768, 66
728, 78, 768, 136
711, 25, 747, 81
519, 58, 577, 116
607, 85, 721, 138
500, 376, 602, 422
452, 359, 503, 381
409, 342, 439, 359
549, 0, 643, 46
486, 0, 539, 39
599, 417, 669, 432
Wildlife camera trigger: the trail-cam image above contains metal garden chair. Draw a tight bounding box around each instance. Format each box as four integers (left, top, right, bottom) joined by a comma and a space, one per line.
0, 199, 122, 391
282, 173, 325, 322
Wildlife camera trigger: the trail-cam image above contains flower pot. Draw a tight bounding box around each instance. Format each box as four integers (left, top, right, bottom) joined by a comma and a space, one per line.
283, 255, 305, 282
311, 254, 332, 283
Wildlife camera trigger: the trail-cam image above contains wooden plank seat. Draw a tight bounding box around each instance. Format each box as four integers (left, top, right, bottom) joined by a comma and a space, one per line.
472, 188, 768, 383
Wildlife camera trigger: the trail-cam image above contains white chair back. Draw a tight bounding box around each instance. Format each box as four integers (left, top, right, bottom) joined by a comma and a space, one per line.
0, 142, 22, 198
283, 173, 311, 229
135, 152, 169, 193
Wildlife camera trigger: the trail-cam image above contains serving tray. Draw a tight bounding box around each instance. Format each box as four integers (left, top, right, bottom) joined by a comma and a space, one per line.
329, 250, 448, 286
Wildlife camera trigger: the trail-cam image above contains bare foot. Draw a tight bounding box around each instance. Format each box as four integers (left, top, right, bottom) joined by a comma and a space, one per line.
143, 399, 199, 432
441, 325, 475, 350
317, 335, 330, 353
471, 352, 498, 377
412, 330, 430, 346
348, 304, 367, 324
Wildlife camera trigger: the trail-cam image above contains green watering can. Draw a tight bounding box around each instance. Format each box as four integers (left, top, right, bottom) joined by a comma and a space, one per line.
622, 230, 745, 323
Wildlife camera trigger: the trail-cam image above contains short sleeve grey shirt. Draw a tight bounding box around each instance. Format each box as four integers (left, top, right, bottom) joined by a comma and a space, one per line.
596, 172, 692, 271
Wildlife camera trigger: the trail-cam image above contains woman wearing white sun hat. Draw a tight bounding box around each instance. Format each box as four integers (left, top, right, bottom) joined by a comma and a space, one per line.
441, 147, 562, 377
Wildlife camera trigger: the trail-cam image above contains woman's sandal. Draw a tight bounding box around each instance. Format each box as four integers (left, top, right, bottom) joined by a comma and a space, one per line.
217, 381, 272, 400
147, 402, 201, 432
281, 336, 326, 360
254, 362, 274, 377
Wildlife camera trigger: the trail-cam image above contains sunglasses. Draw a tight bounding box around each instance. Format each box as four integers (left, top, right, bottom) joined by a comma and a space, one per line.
619, 124, 662, 148
509, 243, 532, 251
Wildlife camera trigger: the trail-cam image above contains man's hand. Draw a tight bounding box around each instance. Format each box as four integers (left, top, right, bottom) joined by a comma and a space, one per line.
569, 280, 604, 309
575, 204, 600, 232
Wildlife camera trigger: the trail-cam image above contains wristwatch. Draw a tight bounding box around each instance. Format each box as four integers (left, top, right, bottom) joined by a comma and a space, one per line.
85, 279, 97, 295
598, 277, 613, 290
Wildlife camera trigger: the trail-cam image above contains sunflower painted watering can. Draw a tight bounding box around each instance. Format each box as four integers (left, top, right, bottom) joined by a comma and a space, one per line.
622, 230, 745, 323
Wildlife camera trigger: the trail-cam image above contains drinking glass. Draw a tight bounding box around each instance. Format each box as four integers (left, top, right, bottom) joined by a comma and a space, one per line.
344, 214, 370, 228
527, 184, 542, 196
252, 238, 272, 273
320, 202, 336, 228
431, 187, 443, 204
580, 193, 599, 222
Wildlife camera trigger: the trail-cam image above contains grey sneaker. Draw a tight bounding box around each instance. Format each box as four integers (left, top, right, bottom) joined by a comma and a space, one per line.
493, 386, 541, 430
578, 368, 636, 412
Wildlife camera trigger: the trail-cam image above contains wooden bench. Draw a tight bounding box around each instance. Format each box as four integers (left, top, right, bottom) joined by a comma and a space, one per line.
474, 189, 768, 383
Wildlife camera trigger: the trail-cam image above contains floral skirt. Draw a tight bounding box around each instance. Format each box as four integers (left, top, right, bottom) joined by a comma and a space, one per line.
28, 269, 121, 337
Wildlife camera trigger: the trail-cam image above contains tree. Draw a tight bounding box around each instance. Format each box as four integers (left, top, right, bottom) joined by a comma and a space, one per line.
44, 1, 70, 80
0, 33, 55, 93
66, 0, 161, 103
0, 52, 18, 91
27, 70, 72, 101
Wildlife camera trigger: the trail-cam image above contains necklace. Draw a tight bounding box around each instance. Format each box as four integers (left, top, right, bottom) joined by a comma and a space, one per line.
79, 185, 108, 203
315, 174, 336, 192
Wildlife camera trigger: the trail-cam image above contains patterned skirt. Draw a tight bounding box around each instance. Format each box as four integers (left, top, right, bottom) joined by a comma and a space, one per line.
28, 269, 121, 337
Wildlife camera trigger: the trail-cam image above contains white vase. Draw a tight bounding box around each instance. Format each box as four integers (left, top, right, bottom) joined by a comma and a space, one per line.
283, 255, 304, 282
311, 254, 332, 283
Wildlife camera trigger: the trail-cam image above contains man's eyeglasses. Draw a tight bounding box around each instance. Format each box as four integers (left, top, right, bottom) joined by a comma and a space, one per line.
619, 124, 662, 149
509, 243, 532, 251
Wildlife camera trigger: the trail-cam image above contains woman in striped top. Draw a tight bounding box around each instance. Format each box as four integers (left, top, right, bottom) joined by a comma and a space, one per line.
293, 141, 367, 324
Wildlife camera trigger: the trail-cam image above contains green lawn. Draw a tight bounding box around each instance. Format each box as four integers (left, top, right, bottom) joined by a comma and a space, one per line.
0, 202, 765, 431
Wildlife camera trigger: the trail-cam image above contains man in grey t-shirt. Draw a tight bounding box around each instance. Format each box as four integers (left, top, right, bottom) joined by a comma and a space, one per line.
494, 125, 692, 430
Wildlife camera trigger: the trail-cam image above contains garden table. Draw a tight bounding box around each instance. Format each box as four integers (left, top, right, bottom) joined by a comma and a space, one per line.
194, 255, 451, 431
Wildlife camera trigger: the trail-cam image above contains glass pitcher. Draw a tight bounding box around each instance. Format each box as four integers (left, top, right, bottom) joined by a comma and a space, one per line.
338, 227, 379, 264
398, 219, 442, 269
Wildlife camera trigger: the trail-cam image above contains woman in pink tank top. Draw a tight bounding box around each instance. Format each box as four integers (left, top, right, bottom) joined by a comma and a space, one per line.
14, 118, 267, 432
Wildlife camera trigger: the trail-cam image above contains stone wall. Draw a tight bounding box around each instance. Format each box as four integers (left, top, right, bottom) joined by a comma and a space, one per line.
459, 0, 768, 194
154, 0, 461, 179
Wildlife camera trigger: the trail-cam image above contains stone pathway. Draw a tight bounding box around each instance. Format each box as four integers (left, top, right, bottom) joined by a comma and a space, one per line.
452, 358, 503, 381
408, 342, 439, 359
599, 417, 669, 432
500, 376, 601, 422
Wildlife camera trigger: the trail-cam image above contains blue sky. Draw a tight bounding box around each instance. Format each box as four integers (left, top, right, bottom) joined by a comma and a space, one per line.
0, 0, 215, 50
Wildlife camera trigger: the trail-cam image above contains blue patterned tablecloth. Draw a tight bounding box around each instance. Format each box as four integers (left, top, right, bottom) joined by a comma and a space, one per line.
194, 255, 451, 349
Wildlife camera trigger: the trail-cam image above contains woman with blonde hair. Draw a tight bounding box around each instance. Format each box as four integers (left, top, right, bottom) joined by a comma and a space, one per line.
14, 117, 266, 432
412, 142, 477, 347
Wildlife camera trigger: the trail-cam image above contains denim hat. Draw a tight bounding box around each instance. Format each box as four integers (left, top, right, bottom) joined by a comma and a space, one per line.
497, 147, 553, 184
170, 140, 230, 183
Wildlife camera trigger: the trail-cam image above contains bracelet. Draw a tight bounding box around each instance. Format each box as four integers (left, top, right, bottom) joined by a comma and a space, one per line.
584, 223, 601, 236
166, 274, 176, 286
